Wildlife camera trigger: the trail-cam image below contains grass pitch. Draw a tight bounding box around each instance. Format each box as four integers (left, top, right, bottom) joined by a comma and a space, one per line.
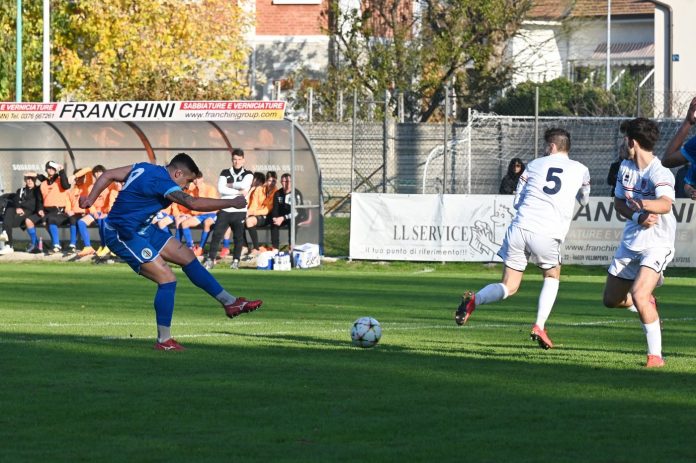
1, 261, 696, 462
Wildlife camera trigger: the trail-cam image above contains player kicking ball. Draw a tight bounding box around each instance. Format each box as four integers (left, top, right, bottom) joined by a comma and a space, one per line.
79, 153, 262, 351
455, 128, 591, 350
603, 118, 677, 368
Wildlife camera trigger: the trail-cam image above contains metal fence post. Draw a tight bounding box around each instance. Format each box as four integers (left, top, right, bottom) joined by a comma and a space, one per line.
338, 90, 344, 122
290, 120, 296, 252
351, 89, 357, 193
534, 85, 539, 158
467, 107, 472, 194
398, 91, 404, 123
383, 89, 388, 193
443, 84, 449, 194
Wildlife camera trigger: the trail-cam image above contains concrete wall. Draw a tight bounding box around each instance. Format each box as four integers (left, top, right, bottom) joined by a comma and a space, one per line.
652, 0, 696, 117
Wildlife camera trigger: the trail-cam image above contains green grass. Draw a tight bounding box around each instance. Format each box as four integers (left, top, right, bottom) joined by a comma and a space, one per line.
323, 216, 350, 257
2, 261, 696, 462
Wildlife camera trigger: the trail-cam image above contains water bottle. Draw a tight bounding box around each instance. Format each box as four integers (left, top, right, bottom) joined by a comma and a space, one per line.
38, 237, 43, 252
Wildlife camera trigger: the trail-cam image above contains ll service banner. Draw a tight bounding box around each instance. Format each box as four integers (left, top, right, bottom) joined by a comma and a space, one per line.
0, 101, 286, 122
350, 193, 696, 267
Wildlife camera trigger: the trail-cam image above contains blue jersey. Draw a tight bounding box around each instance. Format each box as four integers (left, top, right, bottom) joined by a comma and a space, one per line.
107, 163, 181, 237
681, 136, 696, 164
685, 164, 696, 187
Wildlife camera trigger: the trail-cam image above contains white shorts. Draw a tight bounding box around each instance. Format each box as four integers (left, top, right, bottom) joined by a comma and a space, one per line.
608, 244, 673, 282
497, 225, 561, 272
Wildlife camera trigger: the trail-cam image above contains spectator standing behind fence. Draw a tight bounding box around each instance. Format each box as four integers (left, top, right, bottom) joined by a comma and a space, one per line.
271, 173, 307, 250
24, 161, 71, 254
246, 171, 278, 255
0, 172, 42, 255
203, 148, 253, 270
607, 156, 622, 197
499, 158, 525, 194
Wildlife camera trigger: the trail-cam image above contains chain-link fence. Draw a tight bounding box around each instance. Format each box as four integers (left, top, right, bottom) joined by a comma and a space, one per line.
304, 109, 696, 257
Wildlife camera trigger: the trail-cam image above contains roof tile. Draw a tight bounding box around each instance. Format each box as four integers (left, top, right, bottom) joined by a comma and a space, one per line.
528, 0, 654, 19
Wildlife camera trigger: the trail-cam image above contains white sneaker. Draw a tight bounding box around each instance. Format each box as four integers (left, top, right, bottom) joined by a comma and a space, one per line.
0, 245, 14, 255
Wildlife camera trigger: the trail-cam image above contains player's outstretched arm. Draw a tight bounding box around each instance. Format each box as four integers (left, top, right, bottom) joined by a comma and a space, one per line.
79, 165, 131, 209
167, 190, 247, 212
662, 96, 696, 168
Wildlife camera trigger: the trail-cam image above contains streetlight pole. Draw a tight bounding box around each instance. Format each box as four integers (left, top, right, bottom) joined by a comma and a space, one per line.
15, 0, 22, 102
43, 0, 50, 102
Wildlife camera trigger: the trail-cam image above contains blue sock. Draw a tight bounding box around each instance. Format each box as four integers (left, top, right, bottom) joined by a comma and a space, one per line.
49, 224, 60, 246
78, 221, 91, 247
182, 259, 224, 298
27, 227, 37, 245
182, 228, 193, 247
223, 239, 230, 248
69, 224, 77, 246
154, 281, 177, 327
200, 231, 209, 248
175, 227, 182, 242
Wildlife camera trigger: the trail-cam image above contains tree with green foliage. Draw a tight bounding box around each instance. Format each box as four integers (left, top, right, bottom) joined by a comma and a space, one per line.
0, 1, 44, 102
299, 0, 532, 122
492, 75, 649, 117
1, 0, 250, 102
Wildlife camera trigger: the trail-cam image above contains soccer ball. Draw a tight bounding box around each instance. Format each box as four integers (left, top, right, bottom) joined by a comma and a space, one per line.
350, 317, 382, 348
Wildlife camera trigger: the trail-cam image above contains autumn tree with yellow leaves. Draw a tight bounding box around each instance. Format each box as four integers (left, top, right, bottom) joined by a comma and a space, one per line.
1, 0, 251, 102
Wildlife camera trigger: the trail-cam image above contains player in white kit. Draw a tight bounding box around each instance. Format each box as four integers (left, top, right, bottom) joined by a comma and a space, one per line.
455, 128, 591, 349
603, 118, 676, 368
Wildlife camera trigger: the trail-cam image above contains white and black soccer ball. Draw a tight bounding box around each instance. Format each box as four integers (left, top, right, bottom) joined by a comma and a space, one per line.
350, 317, 382, 348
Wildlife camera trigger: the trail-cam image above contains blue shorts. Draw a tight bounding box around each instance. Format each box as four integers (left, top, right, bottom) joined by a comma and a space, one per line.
188, 213, 216, 226
197, 212, 217, 222
100, 220, 173, 273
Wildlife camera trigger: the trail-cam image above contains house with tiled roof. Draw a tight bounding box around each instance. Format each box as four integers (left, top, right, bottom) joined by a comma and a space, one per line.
509, 0, 695, 116
509, 0, 654, 87
247, 0, 694, 116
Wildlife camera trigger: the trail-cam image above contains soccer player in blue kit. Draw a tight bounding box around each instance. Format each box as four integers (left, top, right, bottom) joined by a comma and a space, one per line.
79, 153, 262, 351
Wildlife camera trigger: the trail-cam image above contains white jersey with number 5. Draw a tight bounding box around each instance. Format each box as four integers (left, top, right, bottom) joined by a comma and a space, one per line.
511, 153, 591, 241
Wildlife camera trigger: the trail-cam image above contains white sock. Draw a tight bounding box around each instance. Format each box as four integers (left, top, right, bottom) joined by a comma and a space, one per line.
475, 283, 508, 307
157, 325, 172, 343
627, 304, 638, 313
535, 278, 560, 329
215, 290, 236, 306
642, 319, 662, 357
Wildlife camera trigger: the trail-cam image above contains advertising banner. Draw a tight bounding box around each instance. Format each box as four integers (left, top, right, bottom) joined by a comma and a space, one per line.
350, 193, 696, 267
0, 101, 286, 122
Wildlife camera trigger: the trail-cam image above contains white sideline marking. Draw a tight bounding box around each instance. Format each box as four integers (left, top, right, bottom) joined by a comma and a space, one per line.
2, 317, 694, 344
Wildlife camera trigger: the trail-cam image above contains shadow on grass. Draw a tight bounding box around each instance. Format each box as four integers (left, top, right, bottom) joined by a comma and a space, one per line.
1, 331, 695, 463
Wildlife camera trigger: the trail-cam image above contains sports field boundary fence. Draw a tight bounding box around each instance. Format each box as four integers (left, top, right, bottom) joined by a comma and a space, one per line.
305, 111, 696, 256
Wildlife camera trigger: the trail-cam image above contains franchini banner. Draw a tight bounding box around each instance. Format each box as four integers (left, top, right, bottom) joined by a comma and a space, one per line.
0, 101, 286, 122
350, 193, 696, 267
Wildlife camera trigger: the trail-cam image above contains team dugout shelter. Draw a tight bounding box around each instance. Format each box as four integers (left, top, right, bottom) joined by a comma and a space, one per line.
0, 101, 322, 251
